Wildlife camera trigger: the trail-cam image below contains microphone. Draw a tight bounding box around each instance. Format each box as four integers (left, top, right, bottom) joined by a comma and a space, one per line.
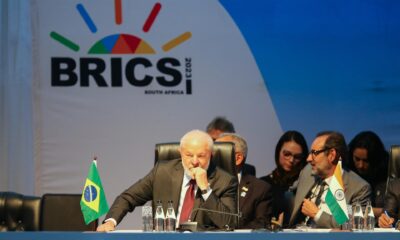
179, 207, 242, 232
194, 207, 242, 218
288, 179, 299, 193
301, 179, 323, 225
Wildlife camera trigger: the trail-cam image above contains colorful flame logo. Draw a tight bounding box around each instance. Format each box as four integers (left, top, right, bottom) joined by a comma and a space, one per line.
50, 1, 192, 54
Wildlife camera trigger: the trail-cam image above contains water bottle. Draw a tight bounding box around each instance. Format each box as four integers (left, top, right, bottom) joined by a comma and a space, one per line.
364, 201, 375, 231
141, 205, 153, 232
165, 200, 176, 232
154, 200, 165, 231
352, 202, 364, 231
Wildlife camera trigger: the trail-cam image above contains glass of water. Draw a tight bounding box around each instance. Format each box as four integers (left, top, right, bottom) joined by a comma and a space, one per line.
142, 205, 153, 232
341, 204, 353, 230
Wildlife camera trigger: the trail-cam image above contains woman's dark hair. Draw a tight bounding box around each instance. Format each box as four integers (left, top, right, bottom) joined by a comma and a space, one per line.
272, 130, 308, 187
348, 131, 388, 184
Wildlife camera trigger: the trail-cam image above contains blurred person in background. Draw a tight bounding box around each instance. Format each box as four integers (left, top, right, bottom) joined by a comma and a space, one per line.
206, 116, 235, 141
206, 116, 256, 176
378, 178, 400, 228
348, 131, 389, 217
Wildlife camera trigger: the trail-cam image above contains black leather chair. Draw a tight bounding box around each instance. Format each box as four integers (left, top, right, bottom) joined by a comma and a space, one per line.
386, 145, 400, 196
0, 192, 41, 231
388, 145, 400, 180
155, 141, 236, 177
40, 193, 97, 231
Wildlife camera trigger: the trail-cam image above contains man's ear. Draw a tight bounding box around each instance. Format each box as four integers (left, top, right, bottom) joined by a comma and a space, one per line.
236, 152, 245, 166
329, 148, 339, 165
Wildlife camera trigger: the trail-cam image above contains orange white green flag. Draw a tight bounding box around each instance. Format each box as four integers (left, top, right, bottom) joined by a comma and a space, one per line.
325, 160, 349, 225
80, 160, 109, 224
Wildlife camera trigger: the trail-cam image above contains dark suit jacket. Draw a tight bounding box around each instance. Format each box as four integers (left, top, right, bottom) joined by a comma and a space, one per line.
384, 179, 400, 222
105, 159, 238, 230
242, 163, 256, 176
289, 164, 371, 228
238, 174, 272, 229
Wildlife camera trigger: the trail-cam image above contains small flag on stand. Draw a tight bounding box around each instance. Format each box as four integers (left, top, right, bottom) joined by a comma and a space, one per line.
80, 158, 109, 224
325, 160, 349, 225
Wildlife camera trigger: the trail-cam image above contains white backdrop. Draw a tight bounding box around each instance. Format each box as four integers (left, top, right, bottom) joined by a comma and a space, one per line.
0, 0, 34, 194
30, 0, 281, 229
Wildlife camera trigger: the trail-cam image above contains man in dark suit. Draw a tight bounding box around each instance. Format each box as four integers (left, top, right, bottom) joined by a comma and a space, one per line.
97, 130, 238, 232
216, 133, 272, 229
378, 178, 400, 228
289, 131, 371, 228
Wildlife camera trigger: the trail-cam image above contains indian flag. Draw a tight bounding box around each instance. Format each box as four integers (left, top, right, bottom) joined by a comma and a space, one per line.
80, 160, 109, 224
325, 160, 349, 225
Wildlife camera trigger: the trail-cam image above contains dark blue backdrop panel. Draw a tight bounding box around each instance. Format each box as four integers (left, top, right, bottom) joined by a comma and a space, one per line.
220, 0, 400, 146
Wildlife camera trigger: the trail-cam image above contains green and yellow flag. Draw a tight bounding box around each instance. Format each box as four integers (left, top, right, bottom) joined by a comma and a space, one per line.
80, 160, 109, 224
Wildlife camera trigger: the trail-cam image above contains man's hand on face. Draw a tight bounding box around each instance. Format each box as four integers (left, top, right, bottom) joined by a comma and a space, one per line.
189, 167, 208, 190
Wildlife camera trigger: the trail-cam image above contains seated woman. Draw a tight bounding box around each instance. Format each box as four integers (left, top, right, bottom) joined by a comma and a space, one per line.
347, 131, 389, 217
378, 178, 400, 228
260, 130, 308, 227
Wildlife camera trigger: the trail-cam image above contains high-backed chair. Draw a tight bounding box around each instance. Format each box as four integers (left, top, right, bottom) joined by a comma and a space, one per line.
0, 192, 41, 231
155, 141, 236, 177
40, 193, 97, 231
386, 145, 400, 196
388, 145, 400, 180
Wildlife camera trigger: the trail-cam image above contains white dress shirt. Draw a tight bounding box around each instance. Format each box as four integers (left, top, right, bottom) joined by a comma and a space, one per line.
176, 173, 212, 227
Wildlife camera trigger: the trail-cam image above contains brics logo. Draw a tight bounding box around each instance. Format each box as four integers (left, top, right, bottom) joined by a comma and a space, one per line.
50, 1, 193, 94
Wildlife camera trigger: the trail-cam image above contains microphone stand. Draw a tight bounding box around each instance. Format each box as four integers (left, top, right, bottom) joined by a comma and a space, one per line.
195, 207, 242, 231
179, 207, 242, 232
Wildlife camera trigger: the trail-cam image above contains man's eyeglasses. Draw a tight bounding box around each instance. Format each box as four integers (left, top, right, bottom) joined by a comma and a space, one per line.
309, 148, 330, 160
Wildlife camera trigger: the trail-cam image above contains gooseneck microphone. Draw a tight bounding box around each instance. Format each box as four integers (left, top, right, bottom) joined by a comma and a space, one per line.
179, 207, 242, 232
193, 207, 242, 218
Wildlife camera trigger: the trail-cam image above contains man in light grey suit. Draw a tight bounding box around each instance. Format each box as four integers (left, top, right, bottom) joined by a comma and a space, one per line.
289, 131, 371, 228
97, 130, 237, 232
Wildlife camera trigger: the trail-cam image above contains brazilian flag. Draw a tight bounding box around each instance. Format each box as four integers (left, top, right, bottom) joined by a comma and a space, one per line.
80, 160, 109, 224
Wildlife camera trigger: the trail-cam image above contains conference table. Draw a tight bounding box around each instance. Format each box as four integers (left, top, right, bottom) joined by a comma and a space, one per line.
0, 229, 398, 240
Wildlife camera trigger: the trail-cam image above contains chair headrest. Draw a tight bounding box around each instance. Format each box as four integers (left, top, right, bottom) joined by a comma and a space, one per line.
155, 142, 236, 176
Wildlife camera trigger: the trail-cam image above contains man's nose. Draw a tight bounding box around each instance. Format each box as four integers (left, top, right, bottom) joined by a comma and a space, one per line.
306, 153, 313, 163
359, 161, 367, 169
191, 156, 199, 165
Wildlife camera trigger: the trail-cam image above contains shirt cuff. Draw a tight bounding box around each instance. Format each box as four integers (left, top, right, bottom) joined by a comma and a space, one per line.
201, 186, 212, 200
314, 209, 323, 222
104, 218, 117, 227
